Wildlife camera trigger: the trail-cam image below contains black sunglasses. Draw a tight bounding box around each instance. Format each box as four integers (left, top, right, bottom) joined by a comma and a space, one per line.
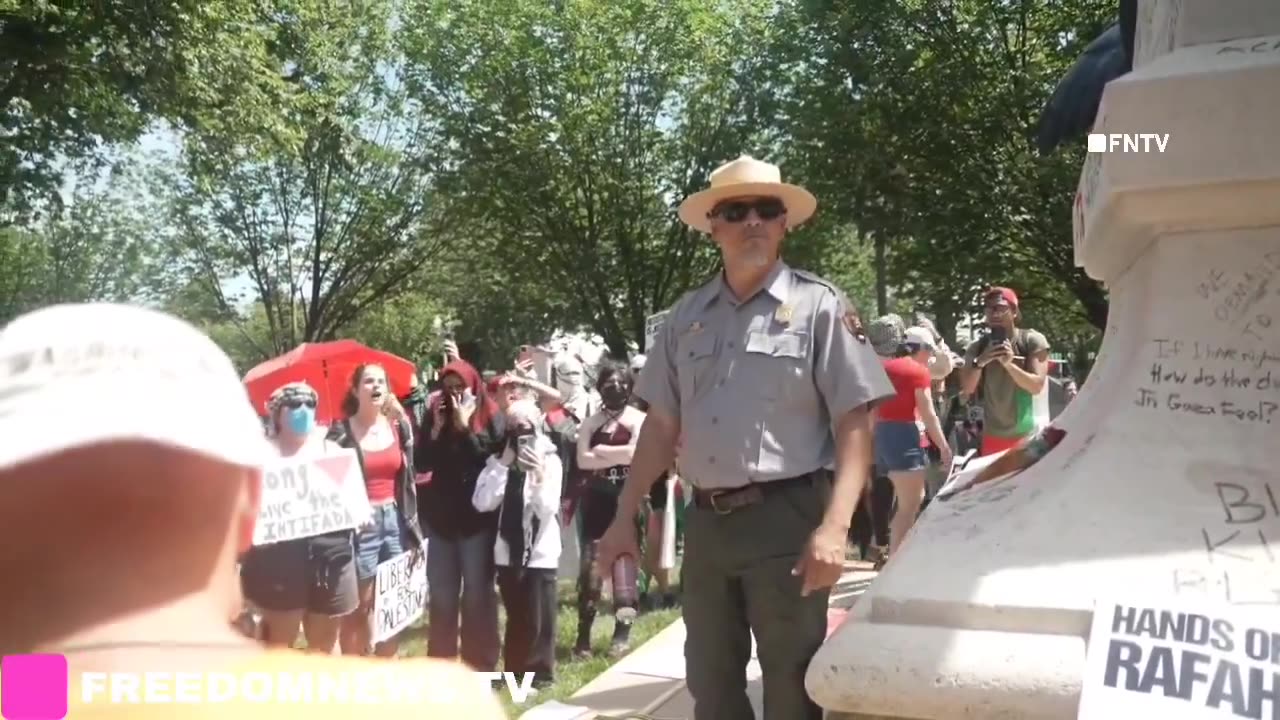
711, 198, 787, 223
283, 398, 317, 410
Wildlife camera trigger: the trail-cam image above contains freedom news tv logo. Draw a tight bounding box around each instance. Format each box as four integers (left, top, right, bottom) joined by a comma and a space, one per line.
1, 654, 539, 718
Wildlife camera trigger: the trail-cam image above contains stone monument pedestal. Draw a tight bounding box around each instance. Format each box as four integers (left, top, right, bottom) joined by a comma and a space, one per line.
806, 3, 1280, 718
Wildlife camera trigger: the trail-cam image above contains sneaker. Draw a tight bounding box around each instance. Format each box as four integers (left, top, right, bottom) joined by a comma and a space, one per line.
661, 592, 679, 610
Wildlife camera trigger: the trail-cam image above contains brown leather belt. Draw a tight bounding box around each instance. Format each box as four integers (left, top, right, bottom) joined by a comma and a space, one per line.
691, 472, 821, 515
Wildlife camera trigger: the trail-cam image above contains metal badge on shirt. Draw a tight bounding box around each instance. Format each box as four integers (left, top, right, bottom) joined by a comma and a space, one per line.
775, 304, 793, 326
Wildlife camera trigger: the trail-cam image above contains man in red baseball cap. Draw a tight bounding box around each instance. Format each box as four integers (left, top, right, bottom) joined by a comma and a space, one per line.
959, 286, 1052, 456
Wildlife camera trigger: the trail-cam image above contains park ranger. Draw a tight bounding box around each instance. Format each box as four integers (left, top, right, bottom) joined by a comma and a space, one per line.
596, 156, 893, 720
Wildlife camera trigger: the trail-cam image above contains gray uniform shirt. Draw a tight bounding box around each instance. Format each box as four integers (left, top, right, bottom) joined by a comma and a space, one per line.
636, 261, 893, 490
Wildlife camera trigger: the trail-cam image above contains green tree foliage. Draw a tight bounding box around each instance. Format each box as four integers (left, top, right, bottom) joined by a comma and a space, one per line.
776, 0, 1113, 347
0, 167, 162, 323
0, 0, 290, 223
156, 0, 445, 357
1, 0, 1119, 374
417, 229, 574, 370
399, 0, 782, 356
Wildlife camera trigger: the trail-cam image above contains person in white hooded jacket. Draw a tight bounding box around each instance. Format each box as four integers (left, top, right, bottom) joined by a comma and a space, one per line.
472, 396, 562, 687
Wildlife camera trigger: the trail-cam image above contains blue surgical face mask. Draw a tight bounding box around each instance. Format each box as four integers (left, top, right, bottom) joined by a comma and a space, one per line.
285, 406, 316, 435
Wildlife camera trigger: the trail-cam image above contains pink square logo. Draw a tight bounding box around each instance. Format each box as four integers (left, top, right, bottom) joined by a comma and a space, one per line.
1, 655, 68, 720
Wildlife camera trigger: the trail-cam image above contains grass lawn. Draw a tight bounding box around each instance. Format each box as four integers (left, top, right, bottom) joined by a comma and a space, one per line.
397, 577, 682, 717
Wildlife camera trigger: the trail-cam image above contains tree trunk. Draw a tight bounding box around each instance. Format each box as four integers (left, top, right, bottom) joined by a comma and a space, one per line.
874, 233, 888, 316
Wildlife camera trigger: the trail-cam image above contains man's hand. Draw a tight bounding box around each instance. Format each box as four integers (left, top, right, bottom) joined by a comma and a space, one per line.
978, 341, 1013, 368
595, 517, 641, 578
994, 340, 1015, 366
792, 522, 847, 596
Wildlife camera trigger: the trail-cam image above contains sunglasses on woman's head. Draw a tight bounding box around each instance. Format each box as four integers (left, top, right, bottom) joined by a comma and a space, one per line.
711, 198, 787, 223
284, 398, 316, 410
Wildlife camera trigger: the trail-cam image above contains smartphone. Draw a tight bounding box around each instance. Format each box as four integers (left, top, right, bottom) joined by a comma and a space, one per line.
987, 325, 1008, 345
517, 435, 536, 453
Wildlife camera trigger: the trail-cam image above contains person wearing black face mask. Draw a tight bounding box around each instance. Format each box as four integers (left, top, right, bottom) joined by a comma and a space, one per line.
572, 363, 646, 656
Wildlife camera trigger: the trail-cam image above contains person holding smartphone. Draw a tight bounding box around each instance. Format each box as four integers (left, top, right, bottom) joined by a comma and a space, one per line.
471, 397, 562, 688
414, 359, 504, 670
959, 287, 1052, 456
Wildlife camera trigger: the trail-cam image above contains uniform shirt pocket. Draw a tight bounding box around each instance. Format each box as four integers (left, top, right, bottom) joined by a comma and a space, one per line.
676, 332, 718, 405
744, 329, 810, 401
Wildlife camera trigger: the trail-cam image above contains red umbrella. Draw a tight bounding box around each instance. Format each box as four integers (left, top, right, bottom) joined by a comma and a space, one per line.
243, 341, 417, 425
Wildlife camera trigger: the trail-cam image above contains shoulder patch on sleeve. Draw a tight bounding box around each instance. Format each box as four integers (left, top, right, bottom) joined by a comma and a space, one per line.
793, 269, 867, 343
842, 305, 868, 343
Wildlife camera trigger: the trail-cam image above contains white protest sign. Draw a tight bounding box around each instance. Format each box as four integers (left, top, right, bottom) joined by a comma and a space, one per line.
644, 310, 670, 353
253, 449, 371, 545
373, 548, 428, 643
1079, 598, 1280, 719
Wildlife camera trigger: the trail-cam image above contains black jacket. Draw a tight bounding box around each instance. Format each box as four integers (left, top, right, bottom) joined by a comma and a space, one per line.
414, 408, 505, 539
326, 416, 425, 550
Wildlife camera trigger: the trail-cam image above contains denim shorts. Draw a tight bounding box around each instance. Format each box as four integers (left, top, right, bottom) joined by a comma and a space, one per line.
874, 421, 928, 474
355, 503, 408, 582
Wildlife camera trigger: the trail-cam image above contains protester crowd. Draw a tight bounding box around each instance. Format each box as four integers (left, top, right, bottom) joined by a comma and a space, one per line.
848, 286, 1070, 569
236, 339, 683, 692
236, 280, 1067, 678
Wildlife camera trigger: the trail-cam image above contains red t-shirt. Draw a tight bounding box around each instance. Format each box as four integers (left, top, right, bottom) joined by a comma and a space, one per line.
877, 356, 931, 423
362, 424, 403, 504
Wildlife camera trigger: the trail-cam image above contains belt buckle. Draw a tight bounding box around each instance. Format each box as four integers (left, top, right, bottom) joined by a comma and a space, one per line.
708, 490, 735, 515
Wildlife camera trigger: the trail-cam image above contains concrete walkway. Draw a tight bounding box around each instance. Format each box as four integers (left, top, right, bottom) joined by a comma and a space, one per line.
517, 562, 877, 720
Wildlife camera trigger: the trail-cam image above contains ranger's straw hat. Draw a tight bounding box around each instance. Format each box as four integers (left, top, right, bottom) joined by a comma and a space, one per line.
678, 156, 817, 234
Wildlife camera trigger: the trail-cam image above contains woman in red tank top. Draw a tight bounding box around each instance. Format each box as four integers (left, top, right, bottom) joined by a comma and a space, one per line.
327, 363, 422, 657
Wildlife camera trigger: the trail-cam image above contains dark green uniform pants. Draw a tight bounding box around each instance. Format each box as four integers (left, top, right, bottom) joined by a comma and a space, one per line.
681, 475, 830, 720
